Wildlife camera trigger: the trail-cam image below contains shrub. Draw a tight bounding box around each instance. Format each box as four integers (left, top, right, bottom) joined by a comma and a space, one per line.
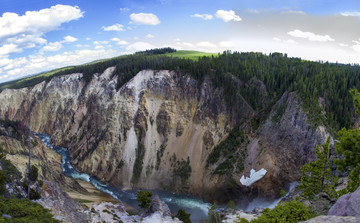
1, 159, 21, 182
250, 201, 315, 223
176, 209, 191, 223
0, 198, 60, 222
173, 157, 191, 184
29, 188, 41, 200
136, 191, 152, 212
0, 171, 6, 195
27, 165, 39, 182
206, 203, 221, 223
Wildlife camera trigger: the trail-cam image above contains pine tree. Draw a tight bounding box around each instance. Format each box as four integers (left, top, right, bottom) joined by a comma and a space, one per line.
335, 89, 360, 194
298, 137, 338, 199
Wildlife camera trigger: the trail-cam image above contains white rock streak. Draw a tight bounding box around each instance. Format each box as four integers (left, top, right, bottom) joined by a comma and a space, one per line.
122, 70, 170, 187
240, 168, 267, 187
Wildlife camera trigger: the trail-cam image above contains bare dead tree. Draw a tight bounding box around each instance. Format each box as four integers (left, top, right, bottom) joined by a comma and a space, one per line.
27, 113, 31, 198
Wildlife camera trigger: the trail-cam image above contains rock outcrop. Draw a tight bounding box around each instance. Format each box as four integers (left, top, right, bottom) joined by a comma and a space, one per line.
329, 186, 360, 217
149, 195, 171, 217
0, 68, 330, 201
37, 180, 89, 223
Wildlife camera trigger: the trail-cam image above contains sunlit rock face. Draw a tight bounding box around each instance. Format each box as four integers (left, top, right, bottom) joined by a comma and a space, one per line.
0, 67, 329, 201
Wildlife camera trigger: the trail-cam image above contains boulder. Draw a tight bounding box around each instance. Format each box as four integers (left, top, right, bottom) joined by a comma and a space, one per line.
329, 186, 360, 218
328, 194, 351, 216
36, 180, 89, 223
149, 195, 172, 217
346, 186, 360, 217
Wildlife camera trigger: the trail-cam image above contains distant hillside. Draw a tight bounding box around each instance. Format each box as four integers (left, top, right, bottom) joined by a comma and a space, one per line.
0, 48, 214, 91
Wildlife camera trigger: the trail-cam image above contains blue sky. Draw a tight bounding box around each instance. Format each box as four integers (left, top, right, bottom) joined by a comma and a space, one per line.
1, 0, 360, 83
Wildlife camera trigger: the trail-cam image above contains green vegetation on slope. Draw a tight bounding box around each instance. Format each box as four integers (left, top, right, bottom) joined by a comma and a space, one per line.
207, 127, 248, 175
0, 198, 60, 223
166, 50, 218, 61
236, 201, 315, 223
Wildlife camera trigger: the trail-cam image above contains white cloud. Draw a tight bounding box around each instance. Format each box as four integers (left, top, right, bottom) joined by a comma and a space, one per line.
126, 41, 155, 52
287, 29, 334, 42
352, 39, 360, 53
146, 34, 154, 38
0, 58, 12, 67
64, 35, 77, 42
0, 5, 83, 41
191, 14, 213, 20
86, 37, 91, 41
3, 57, 27, 70
339, 43, 349, 47
340, 11, 360, 17
40, 35, 78, 52
129, 13, 160, 25
93, 41, 108, 45
94, 45, 104, 50
1, 48, 120, 82
102, 23, 124, 31
75, 44, 89, 48
352, 39, 360, 45
111, 38, 129, 45
120, 7, 130, 13
41, 41, 63, 52
174, 38, 181, 42
116, 41, 129, 45
0, 43, 23, 55
197, 41, 216, 48
0, 5, 83, 58
215, 10, 242, 22
352, 45, 360, 53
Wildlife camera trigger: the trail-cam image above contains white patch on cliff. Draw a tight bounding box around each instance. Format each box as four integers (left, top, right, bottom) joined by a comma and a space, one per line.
122, 70, 172, 187
240, 168, 267, 187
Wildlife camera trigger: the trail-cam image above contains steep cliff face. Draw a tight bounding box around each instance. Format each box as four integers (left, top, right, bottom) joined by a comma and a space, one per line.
242, 92, 330, 198
0, 67, 329, 201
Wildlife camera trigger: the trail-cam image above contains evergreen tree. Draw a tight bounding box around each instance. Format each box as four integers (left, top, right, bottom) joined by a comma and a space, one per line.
335, 89, 360, 193
298, 137, 338, 199
136, 191, 152, 212
176, 209, 191, 223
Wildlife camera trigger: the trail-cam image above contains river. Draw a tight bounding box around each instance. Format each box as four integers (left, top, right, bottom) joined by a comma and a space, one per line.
34, 133, 295, 222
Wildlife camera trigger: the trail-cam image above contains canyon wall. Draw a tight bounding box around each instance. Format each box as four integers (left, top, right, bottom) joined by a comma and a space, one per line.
0, 68, 329, 201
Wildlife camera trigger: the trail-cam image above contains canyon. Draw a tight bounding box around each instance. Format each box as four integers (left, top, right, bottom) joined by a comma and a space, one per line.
0, 67, 330, 202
